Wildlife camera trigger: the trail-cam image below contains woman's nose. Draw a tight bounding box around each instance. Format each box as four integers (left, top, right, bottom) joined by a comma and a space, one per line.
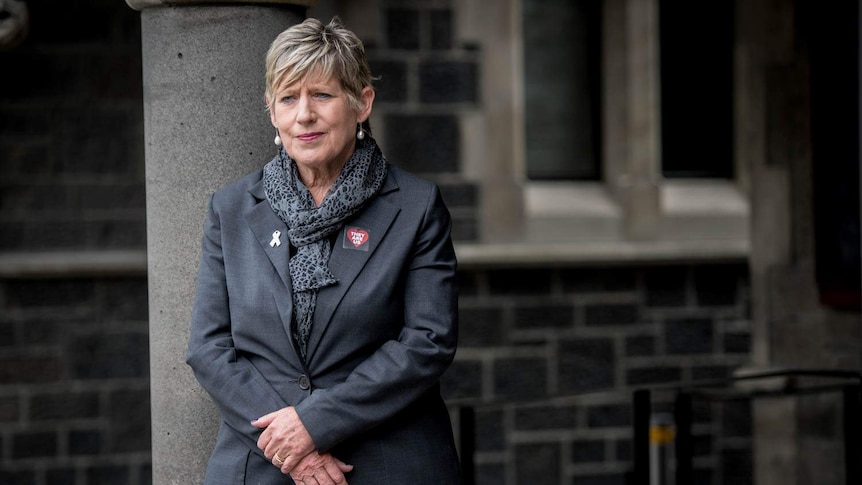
296, 95, 315, 123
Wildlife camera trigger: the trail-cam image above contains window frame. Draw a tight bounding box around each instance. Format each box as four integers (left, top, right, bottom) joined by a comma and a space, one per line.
453, 0, 750, 266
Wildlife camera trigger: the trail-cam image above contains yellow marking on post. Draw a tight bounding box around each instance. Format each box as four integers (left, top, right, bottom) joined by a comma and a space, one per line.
650, 425, 675, 444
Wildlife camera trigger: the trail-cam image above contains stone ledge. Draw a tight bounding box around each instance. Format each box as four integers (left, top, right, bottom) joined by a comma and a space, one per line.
455, 239, 749, 268
126, 0, 316, 11
0, 251, 147, 278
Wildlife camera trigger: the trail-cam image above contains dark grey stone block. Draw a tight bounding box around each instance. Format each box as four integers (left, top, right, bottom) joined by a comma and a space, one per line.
475, 408, 505, 452
571, 439, 605, 463
514, 303, 574, 329
12, 431, 57, 459
31, 392, 99, 421
626, 366, 682, 385
584, 304, 639, 326
370, 59, 408, 103
666, 318, 714, 354
459, 306, 505, 347
644, 266, 688, 307
69, 429, 102, 455
383, 114, 459, 173
493, 357, 548, 399
625, 335, 655, 357
515, 404, 577, 431
487, 268, 553, 296
386, 8, 420, 50
558, 338, 615, 393
419, 61, 478, 103
429, 10, 453, 50
586, 404, 631, 428
515, 443, 560, 485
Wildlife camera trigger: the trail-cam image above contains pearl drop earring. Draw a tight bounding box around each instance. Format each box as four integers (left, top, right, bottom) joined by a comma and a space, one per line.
356, 124, 365, 141
274, 130, 282, 146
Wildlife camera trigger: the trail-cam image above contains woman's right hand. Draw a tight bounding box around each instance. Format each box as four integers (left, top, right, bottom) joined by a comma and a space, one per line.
289, 451, 353, 485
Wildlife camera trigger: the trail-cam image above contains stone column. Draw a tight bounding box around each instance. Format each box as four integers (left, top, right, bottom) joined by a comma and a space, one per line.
602, 0, 628, 202
740, 1, 862, 484
125, 1, 313, 482
458, 0, 525, 243
604, 0, 661, 241
623, 0, 661, 241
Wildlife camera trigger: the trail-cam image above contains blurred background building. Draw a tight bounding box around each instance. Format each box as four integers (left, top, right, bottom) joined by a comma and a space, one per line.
0, 0, 859, 484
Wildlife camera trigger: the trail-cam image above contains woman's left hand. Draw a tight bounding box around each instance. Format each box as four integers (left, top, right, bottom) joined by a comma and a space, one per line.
252, 406, 316, 473
290, 452, 353, 484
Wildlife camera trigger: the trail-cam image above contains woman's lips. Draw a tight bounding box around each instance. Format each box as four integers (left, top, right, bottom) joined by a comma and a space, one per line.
297, 132, 323, 142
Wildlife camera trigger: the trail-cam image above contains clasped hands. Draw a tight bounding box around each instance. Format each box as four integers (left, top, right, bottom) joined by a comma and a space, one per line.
252, 406, 353, 484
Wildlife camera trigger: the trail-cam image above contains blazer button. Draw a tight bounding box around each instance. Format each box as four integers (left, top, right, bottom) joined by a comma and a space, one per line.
298, 374, 310, 390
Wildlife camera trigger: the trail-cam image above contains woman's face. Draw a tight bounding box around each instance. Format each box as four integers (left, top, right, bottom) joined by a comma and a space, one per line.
270, 73, 374, 172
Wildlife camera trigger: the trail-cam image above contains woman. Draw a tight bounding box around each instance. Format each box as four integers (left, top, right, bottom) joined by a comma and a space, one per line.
186, 17, 461, 485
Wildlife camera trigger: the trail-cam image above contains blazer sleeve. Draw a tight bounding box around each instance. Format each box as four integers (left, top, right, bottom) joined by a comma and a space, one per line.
294, 185, 458, 452
186, 194, 288, 454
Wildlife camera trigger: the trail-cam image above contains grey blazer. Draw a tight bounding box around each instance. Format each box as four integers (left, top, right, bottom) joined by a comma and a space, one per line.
187, 165, 461, 484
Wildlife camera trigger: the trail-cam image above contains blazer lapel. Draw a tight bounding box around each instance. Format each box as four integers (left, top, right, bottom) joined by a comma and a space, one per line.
305, 175, 400, 363
245, 180, 296, 346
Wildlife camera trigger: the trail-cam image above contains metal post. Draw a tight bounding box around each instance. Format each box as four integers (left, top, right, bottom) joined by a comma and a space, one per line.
674, 392, 693, 485
650, 413, 675, 485
634, 389, 652, 484
459, 406, 476, 485
843, 385, 861, 484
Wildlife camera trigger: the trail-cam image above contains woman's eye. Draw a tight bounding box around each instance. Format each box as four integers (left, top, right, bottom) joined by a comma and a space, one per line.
280, 96, 295, 104
314, 93, 332, 99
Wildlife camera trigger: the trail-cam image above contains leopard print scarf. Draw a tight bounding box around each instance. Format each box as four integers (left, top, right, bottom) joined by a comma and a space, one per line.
263, 137, 388, 361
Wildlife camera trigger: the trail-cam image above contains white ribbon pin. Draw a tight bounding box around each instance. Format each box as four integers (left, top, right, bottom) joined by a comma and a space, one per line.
269, 230, 282, 248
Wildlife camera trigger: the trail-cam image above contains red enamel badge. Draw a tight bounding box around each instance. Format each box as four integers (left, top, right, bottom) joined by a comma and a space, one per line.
344, 227, 370, 251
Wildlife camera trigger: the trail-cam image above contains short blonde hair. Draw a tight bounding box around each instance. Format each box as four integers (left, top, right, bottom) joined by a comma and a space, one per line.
264, 17, 374, 113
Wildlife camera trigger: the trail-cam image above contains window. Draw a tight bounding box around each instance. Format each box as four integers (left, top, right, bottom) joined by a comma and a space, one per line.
522, 0, 602, 180
806, 0, 862, 309
659, 0, 734, 178
455, 0, 749, 263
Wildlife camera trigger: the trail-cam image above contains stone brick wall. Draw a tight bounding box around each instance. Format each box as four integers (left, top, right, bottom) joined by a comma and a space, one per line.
0, 262, 752, 485
0, 0, 145, 252
364, 1, 481, 242
0, 0, 150, 483
444, 263, 753, 484
0, 277, 151, 484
